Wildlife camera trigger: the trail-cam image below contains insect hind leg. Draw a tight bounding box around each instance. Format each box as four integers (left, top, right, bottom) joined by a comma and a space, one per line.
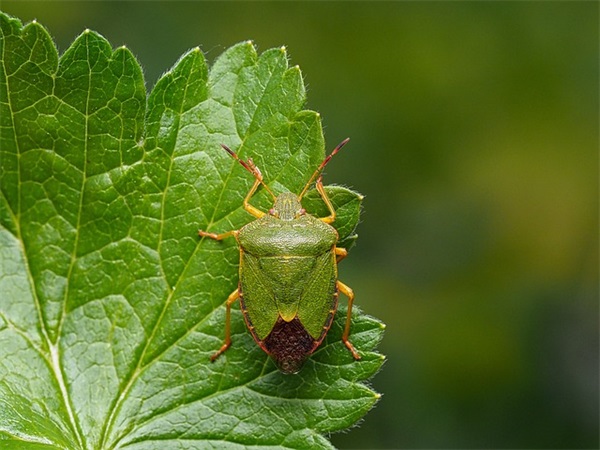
337, 280, 361, 360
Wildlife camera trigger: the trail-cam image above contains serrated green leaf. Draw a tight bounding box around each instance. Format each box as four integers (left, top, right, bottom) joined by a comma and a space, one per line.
0, 12, 384, 450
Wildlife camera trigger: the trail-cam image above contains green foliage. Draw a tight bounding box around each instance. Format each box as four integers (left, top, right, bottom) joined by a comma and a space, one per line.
0, 12, 384, 449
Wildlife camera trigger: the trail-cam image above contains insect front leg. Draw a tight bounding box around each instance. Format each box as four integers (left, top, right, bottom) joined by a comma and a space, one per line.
198, 229, 238, 241
210, 288, 240, 362
337, 280, 361, 360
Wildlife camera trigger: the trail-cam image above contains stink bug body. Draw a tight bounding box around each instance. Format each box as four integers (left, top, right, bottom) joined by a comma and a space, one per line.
199, 139, 360, 374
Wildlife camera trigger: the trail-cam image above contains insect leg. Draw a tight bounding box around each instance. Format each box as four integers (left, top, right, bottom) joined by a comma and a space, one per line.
337, 280, 361, 360
315, 175, 336, 224
198, 229, 238, 241
210, 288, 240, 362
335, 247, 348, 263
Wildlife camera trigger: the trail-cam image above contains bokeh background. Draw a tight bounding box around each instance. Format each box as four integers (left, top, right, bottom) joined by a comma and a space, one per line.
3, 2, 597, 449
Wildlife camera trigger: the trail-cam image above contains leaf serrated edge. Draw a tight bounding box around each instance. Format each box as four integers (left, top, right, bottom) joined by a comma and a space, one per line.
0, 13, 86, 449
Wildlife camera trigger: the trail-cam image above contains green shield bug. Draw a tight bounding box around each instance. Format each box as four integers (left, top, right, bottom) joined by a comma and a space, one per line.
199, 139, 360, 374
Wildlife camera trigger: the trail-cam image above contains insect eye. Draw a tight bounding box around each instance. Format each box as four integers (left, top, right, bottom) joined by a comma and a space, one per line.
269, 208, 278, 216
298, 208, 306, 215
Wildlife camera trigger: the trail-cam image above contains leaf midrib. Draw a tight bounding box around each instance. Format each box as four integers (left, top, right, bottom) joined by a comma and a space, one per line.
1, 22, 84, 449
98, 55, 217, 448
47, 31, 102, 450
101, 57, 299, 447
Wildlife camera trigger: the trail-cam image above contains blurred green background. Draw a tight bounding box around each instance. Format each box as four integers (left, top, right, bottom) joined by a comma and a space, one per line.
3, 2, 597, 448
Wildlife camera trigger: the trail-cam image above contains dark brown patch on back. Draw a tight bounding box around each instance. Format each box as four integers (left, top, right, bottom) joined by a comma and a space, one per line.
263, 317, 315, 374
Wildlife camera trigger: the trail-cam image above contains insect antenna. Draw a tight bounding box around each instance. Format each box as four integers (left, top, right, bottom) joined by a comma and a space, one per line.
298, 137, 350, 200
221, 144, 276, 200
